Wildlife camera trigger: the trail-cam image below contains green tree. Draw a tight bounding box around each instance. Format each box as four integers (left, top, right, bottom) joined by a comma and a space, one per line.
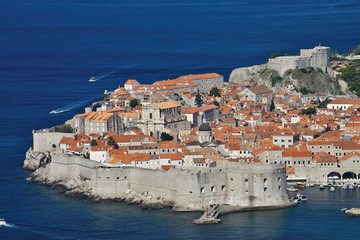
301, 107, 315, 115
269, 99, 275, 112
213, 100, 220, 107
107, 136, 116, 146
269, 52, 281, 59
317, 98, 332, 108
90, 139, 98, 146
129, 99, 139, 108
195, 93, 203, 107
55, 124, 74, 133
209, 87, 221, 97
160, 132, 173, 141
338, 60, 360, 96
299, 87, 309, 95
350, 44, 360, 55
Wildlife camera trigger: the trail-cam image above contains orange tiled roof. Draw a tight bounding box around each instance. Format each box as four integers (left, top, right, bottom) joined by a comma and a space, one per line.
155, 100, 181, 109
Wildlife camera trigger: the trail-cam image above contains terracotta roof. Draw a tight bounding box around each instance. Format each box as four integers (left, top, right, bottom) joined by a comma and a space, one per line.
286, 166, 296, 175
329, 98, 360, 105
338, 152, 360, 162
176, 73, 222, 81
124, 79, 137, 85
109, 153, 149, 164
313, 152, 337, 163
159, 141, 182, 149
155, 100, 181, 109
248, 85, 272, 95
159, 153, 184, 160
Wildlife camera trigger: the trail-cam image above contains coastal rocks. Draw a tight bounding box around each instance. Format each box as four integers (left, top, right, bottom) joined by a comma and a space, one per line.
23, 149, 52, 171
29, 164, 93, 199
125, 190, 174, 209
193, 217, 221, 225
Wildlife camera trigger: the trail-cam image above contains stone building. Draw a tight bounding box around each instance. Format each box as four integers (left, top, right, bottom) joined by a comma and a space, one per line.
239, 85, 273, 110
268, 45, 330, 76
138, 100, 190, 139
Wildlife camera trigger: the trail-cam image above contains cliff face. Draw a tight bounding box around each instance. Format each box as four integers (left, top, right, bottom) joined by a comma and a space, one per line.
229, 64, 344, 95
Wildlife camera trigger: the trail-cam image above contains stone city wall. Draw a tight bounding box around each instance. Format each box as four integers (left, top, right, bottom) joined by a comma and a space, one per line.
47, 155, 290, 210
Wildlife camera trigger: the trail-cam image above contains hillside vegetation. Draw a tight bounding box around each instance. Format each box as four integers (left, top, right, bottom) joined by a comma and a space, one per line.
338, 60, 360, 96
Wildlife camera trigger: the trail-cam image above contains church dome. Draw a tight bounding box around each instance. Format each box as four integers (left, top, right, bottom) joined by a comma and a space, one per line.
199, 123, 211, 132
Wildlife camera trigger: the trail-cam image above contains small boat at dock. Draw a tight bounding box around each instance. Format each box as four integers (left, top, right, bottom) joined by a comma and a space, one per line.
287, 186, 298, 192
319, 184, 326, 190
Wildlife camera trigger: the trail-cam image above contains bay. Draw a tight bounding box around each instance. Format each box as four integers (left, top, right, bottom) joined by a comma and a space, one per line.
1, 0, 360, 239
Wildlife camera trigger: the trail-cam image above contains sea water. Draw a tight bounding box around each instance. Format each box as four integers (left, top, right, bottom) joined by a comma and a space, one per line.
1, 0, 360, 239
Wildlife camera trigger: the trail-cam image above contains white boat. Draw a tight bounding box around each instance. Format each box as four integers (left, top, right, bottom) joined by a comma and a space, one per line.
306, 183, 314, 187
0, 218, 6, 226
349, 184, 354, 190
330, 186, 336, 192
319, 184, 326, 190
287, 186, 298, 192
89, 76, 96, 82
49, 110, 58, 114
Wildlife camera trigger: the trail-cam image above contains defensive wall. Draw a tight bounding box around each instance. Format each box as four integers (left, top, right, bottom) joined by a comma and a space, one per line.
48, 154, 290, 210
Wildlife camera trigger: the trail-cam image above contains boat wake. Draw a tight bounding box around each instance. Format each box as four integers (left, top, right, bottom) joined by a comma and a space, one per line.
90, 70, 116, 82
49, 97, 97, 115
3, 222, 76, 239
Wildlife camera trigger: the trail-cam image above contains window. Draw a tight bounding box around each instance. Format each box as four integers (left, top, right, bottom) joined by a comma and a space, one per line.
149, 113, 152, 119
221, 185, 225, 191
281, 139, 285, 142
211, 186, 216, 192
200, 187, 204, 193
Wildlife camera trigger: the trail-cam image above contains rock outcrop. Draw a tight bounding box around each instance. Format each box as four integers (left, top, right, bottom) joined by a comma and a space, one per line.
23, 149, 52, 171
229, 63, 344, 95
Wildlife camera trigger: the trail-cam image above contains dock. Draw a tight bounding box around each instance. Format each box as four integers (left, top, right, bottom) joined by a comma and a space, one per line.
193, 204, 221, 224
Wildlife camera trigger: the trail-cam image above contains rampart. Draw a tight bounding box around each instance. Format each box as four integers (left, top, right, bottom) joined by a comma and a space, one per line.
47, 154, 290, 211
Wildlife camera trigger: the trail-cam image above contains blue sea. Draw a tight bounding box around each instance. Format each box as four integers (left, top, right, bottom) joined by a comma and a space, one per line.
1, 0, 360, 239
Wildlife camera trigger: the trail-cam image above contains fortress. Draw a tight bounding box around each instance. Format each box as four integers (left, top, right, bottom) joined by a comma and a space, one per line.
268, 45, 330, 76
31, 153, 290, 211
25, 132, 291, 212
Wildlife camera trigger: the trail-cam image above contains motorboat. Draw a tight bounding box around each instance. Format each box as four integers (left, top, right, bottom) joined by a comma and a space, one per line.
348, 184, 354, 190
287, 186, 298, 192
305, 183, 314, 187
0, 218, 6, 226
319, 184, 326, 190
49, 110, 58, 114
330, 186, 336, 192
89, 76, 96, 82
296, 182, 306, 188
